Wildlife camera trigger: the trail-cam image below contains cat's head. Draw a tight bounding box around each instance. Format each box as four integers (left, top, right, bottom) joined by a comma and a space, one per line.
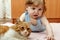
12, 20, 31, 37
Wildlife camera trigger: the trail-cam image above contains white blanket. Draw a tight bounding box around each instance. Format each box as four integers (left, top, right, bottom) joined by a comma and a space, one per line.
1, 22, 60, 40
28, 23, 60, 40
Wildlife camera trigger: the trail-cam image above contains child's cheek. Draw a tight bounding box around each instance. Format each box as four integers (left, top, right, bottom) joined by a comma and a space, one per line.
28, 9, 34, 15
27, 7, 34, 14
38, 11, 43, 17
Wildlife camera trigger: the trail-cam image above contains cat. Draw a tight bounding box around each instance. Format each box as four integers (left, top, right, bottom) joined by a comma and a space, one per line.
0, 21, 31, 40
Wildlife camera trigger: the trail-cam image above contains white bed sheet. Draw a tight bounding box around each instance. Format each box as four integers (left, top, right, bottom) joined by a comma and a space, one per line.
1, 22, 60, 40
28, 23, 60, 40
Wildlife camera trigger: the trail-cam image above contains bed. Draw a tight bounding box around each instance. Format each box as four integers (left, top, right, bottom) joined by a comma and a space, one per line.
28, 23, 60, 40
1, 23, 60, 40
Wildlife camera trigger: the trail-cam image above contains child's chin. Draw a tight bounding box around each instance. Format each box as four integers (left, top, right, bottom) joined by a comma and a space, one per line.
32, 16, 38, 19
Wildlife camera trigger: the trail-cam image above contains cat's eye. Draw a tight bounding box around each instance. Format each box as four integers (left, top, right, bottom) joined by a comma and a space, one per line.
21, 27, 24, 30
21, 27, 24, 29
27, 28, 30, 30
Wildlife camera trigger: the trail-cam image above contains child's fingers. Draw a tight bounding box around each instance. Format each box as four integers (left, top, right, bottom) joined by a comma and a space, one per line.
47, 37, 55, 40
30, 21, 37, 25
51, 37, 55, 40
46, 35, 55, 40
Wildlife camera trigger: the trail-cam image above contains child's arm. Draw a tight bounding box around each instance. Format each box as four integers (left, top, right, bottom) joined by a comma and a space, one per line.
40, 15, 54, 40
19, 13, 25, 21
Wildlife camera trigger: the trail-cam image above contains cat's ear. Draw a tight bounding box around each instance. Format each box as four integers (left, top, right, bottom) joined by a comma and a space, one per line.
15, 18, 22, 24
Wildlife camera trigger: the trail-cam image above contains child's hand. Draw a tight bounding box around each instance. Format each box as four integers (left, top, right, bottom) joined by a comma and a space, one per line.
30, 19, 37, 26
30, 21, 37, 26
46, 35, 55, 40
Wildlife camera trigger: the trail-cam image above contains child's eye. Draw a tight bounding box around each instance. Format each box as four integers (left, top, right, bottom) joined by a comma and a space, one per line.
38, 8, 42, 10
32, 8, 35, 10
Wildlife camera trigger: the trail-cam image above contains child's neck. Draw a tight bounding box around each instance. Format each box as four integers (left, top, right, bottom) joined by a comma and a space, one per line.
30, 17, 37, 20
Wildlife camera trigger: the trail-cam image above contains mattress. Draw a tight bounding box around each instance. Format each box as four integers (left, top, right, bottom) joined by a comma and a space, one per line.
28, 23, 60, 40
1, 23, 60, 40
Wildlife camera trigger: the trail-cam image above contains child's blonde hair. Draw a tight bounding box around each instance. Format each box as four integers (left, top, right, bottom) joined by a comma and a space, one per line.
26, 0, 46, 12
26, 0, 45, 5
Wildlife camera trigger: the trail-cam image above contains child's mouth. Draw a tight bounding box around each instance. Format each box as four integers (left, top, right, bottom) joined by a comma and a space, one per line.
34, 15, 38, 16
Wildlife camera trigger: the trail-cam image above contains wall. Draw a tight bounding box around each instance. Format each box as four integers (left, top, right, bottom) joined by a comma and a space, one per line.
0, 0, 11, 18
12, 0, 60, 23
45, 0, 60, 18
12, 0, 26, 18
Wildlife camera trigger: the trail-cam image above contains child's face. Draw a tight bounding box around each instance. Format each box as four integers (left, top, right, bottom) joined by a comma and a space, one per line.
26, 5, 44, 19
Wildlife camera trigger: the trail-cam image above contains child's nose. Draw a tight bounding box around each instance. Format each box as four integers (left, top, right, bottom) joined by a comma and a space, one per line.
34, 10, 38, 14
